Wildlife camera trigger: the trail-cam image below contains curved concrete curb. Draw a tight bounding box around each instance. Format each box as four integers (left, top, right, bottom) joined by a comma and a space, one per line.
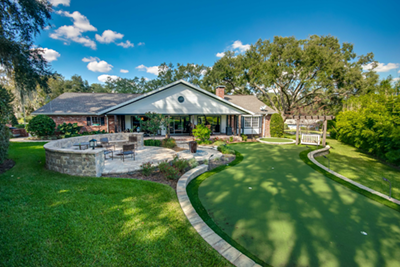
309, 146, 400, 205
257, 138, 295, 145
177, 165, 261, 267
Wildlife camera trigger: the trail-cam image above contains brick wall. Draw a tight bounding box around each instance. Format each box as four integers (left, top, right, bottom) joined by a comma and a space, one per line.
11, 128, 29, 137
49, 115, 116, 133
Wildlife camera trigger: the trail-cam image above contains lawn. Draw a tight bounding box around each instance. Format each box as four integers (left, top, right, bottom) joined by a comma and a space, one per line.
316, 138, 400, 200
191, 143, 400, 267
260, 138, 293, 143
0, 142, 230, 266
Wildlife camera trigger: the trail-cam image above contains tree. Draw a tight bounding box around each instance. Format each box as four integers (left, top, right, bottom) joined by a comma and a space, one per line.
136, 112, 171, 137
0, 85, 15, 125
157, 63, 210, 88
0, 0, 54, 95
105, 77, 152, 94
243, 35, 378, 119
270, 113, 284, 137
64, 75, 91, 93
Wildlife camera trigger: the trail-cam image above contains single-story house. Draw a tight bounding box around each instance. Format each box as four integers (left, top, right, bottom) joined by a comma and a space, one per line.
32, 80, 276, 137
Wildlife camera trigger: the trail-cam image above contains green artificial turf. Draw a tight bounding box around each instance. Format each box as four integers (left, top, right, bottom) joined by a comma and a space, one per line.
0, 142, 230, 266
193, 143, 400, 267
315, 138, 400, 200
260, 138, 293, 143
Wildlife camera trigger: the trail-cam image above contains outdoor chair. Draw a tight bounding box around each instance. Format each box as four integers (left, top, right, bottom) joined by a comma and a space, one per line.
120, 144, 135, 162
128, 135, 138, 146
100, 137, 115, 151
104, 149, 113, 160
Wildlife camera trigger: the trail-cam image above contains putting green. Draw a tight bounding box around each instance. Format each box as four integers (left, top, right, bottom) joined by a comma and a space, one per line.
198, 143, 400, 267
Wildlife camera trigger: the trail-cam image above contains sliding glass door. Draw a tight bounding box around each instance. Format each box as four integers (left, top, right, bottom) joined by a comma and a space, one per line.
170, 116, 191, 135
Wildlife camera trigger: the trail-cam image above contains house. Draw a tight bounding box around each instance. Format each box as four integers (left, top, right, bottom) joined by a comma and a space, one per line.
32, 80, 276, 137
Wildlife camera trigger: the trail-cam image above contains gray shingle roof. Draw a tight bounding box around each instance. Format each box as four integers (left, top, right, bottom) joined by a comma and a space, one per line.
32, 92, 142, 115
224, 95, 276, 114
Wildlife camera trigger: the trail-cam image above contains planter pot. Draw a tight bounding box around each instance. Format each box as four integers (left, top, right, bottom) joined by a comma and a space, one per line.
188, 141, 198, 153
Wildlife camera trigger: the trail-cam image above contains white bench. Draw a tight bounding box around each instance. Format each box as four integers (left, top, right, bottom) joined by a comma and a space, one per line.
300, 134, 320, 146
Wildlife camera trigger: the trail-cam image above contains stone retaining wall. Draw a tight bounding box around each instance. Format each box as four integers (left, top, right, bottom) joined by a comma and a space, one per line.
177, 165, 260, 267
44, 133, 144, 177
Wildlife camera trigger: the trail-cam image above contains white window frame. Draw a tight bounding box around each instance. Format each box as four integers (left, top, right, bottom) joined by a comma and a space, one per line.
243, 116, 260, 128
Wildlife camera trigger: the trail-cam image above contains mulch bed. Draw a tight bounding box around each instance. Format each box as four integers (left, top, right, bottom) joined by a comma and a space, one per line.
0, 159, 16, 175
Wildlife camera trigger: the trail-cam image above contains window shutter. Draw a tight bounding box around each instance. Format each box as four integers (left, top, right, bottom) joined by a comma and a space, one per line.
87, 117, 91, 126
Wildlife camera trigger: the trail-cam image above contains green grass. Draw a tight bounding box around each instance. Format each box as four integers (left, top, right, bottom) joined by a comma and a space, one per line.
190, 143, 400, 267
316, 138, 400, 200
0, 142, 230, 266
260, 138, 293, 143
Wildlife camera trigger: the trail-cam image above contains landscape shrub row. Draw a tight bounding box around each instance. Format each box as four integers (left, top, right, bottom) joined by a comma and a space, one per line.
335, 93, 400, 166
141, 156, 199, 179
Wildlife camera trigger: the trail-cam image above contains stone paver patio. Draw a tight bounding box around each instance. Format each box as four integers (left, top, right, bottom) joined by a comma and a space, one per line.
103, 146, 221, 175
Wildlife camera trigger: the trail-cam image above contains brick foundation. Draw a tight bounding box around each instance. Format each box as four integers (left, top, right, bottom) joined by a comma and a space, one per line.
49, 115, 116, 133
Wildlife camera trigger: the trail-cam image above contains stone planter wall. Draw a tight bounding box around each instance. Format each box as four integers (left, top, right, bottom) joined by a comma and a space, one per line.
44, 133, 144, 177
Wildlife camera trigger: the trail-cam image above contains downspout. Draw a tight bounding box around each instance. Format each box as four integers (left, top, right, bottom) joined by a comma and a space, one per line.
262, 115, 265, 137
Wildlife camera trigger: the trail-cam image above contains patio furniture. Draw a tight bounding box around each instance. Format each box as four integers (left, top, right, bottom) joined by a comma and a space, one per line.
116, 144, 135, 162
100, 137, 115, 151
128, 135, 138, 147
300, 134, 321, 146
104, 149, 113, 160
73, 142, 90, 150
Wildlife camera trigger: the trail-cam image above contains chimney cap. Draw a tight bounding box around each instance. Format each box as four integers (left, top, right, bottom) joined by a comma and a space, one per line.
216, 85, 225, 89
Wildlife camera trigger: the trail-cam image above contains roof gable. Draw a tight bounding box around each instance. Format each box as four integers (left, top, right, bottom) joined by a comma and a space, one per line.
106, 81, 254, 115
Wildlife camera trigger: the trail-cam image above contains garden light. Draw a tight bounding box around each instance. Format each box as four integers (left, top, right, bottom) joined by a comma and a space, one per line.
89, 139, 97, 150
382, 177, 392, 199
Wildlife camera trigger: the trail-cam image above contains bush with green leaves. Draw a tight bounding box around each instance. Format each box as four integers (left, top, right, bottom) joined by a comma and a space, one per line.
15, 124, 26, 129
284, 123, 289, 130
172, 156, 189, 172
188, 158, 198, 168
26, 115, 56, 137
217, 145, 235, 155
270, 113, 284, 137
192, 124, 211, 144
229, 136, 233, 142
336, 93, 400, 165
241, 134, 248, 142
144, 139, 161, 146
161, 138, 176, 148
158, 161, 180, 180
0, 124, 10, 164
140, 162, 155, 176
213, 140, 226, 147
57, 122, 81, 136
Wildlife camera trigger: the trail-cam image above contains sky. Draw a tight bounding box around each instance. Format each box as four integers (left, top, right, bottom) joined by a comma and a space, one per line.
36, 0, 400, 84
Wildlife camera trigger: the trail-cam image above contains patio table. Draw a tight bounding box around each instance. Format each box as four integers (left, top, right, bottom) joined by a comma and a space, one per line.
73, 142, 90, 150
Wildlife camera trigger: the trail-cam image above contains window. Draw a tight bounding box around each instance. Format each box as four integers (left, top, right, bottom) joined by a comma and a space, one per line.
87, 116, 105, 126
244, 116, 259, 128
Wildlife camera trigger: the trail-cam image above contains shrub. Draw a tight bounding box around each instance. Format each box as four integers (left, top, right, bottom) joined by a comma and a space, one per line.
57, 122, 81, 136
213, 140, 226, 147
335, 93, 400, 165
15, 124, 26, 129
0, 124, 10, 164
10, 115, 18, 126
26, 115, 56, 136
144, 139, 161, 146
141, 162, 155, 176
188, 158, 198, 168
241, 134, 248, 142
161, 138, 176, 148
270, 113, 284, 137
217, 145, 235, 155
284, 123, 289, 130
172, 156, 189, 172
229, 136, 233, 142
192, 124, 211, 143
158, 161, 180, 180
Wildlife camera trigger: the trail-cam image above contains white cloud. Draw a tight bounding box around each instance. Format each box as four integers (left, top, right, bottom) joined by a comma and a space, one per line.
216, 52, 225, 58
363, 62, 400, 72
136, 64, 161, 75
49, 0, 70, 6
393, 77, 400, 82
50, 11, 97, 49
137, 42, 145, 46
144, 77, 150, 81
40, 48, 60, 62
120, 69, 129, 73
117, 40, 134, 48
98, 74, 119, 83
95, 30, 123, 43
82, 56, 99, 62
84, 58, 113, 72
398, 70, 400, 74
232, 40, 250, 52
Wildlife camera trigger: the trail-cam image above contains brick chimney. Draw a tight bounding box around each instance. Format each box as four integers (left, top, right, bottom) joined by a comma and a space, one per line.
215, 85, 225, 99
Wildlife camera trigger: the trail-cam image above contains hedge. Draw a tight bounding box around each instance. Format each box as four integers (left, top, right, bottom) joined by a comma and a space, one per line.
0, 124, 10, 164
26, 115, 56, 137
270, 113, 284, 137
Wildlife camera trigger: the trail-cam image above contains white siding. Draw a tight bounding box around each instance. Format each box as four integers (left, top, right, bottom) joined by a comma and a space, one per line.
221, 115, 227, 133
108, 84, 244, 115
244, 128, 260, 134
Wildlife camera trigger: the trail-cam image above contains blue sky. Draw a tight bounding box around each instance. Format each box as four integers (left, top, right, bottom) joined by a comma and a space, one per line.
37, 0, 400, 84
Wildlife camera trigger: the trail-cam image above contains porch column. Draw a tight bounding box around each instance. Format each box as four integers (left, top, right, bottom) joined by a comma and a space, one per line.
114, 115, 117, 133
238, 115, 242, 135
